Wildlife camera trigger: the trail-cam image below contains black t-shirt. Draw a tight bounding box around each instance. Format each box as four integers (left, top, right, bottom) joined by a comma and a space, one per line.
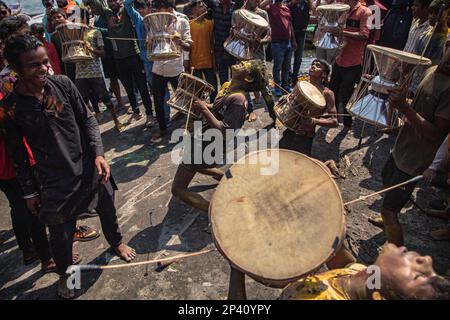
289, 0, 310, 33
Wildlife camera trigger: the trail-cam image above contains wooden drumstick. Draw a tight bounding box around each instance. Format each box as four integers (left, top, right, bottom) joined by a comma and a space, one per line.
76, 248, 216, 271
344, 175, 423, 206
184, 67, 196, 133
269, 80, 290, 95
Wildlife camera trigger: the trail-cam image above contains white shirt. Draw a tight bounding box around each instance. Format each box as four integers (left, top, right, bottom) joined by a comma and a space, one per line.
149, 11, 192, 78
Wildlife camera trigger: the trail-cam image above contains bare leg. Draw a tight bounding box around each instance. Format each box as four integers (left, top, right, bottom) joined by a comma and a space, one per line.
381, 208, 404, 246
106, 101, 125, 132
228, 265, 247, 300
198, 167, 224, 181
326, 244, 356, 269
171, 165, 210, 213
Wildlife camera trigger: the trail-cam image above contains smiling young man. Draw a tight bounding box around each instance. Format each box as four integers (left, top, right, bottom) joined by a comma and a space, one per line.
0, 34, 136, 299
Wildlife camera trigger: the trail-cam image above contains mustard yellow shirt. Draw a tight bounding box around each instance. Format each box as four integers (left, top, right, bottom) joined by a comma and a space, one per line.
189, 19, 214, 70
280, 263, 368, 300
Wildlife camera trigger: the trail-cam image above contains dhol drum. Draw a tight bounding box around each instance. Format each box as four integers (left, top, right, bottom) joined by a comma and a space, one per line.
313, 4, 350, 50
224, 9, 269, 60
55, 22, 93, 63
209, 149, 346, 288
167, 73, 215, 120
274, 81, 326, 132
144, 12, 180, 61
347, 45, 431, 128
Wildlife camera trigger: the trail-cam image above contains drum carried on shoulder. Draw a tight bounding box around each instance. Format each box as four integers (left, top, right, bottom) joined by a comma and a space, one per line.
55, 22, 93, 63
274, 81, 326, 132
347, 45, 431, 128
144, 12, 181, 61
209, 149, 346, 288
224, 9, 269, 60
167, 73, 215, 120
313, 4, 350, 50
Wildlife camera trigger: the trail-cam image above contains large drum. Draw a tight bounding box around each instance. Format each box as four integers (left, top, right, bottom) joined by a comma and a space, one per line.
167, 73, 215, 120
55, 22, 93, 63
224, 9, 269, 60
274, 81, 326, 132
144, 12, 180, 61
347, 45, 431, 128
313, 4, 350, 50
209, 149, 346, 288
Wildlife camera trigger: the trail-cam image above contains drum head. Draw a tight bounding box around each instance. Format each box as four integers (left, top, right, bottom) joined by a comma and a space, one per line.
367, 45, 432, 66
209, 149, 345, 288
297, 81, 326, 109
237, 9, 268, 28
316, 4, 350, 12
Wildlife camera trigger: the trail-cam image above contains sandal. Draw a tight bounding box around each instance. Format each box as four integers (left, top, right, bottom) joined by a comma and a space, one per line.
74, 225, 100, 242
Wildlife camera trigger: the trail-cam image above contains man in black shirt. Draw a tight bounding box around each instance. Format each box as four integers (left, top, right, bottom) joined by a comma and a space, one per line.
288, 0, 311, 85
0, 35, 136, 299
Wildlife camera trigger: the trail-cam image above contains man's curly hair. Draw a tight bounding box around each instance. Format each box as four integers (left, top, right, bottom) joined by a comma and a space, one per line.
242, 60, 270, 93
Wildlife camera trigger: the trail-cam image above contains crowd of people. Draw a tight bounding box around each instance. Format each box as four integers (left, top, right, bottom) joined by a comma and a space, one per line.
0, 0, 449, 300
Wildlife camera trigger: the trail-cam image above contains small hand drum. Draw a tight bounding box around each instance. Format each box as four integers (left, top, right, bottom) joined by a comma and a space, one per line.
144, 12, 181, 61
55, 22, 93, 63
347, 45, 431, 128
274, 81, 326, 132
224, 9, 269, 60
167, 73, 215, 120
210, 149, 346, 288
313, 4, 350, 50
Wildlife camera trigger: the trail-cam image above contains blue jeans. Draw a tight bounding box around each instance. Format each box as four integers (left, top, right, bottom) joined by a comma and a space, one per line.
271, 41, 292, 89
292, 31, 307, 84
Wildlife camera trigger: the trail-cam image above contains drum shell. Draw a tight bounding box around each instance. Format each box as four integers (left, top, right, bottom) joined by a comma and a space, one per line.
167, 73, 215, 120
313, 5, 350, 49
55, 23, 94, 63
224, 9, 269, 60
144, 13, 181, 61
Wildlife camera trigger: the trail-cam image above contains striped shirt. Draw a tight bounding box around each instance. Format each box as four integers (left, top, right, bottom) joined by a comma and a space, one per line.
403, 19, 432, 53
204, 0, 244, 55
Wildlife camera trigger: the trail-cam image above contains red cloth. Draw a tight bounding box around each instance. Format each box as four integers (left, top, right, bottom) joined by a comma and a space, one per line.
0, 56, 36, 181
43, 40, 62, 75
336, 3, 372, 67
267, 3, 292, 41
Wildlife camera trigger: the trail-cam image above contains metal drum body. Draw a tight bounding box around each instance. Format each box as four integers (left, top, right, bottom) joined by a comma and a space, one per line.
144, 12, 180, 61
224, 9, 269, 60
347, 45, 431, 128
274, 81, 326, 132
313, 4, 350, 50
210, 149, 346, 288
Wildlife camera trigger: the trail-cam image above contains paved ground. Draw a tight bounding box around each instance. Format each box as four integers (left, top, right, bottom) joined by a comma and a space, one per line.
1, 51, 449, 300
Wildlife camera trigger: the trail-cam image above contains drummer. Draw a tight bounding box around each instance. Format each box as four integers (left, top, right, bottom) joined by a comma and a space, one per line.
369, 38, 450, 246
278, 58, 338, 157
279, 243, 450, 300
171, 60, 270, 213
